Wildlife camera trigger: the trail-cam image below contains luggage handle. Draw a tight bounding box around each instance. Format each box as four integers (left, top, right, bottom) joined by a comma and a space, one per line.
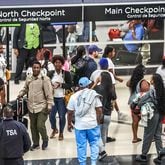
16, 98, 26, 122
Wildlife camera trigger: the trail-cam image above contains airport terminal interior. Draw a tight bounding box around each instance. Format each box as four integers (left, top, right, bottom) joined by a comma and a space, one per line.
1, 1, 165, 164
9, 76, 160, 165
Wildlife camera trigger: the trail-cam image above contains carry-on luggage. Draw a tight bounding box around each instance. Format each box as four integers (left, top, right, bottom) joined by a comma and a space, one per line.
9, 97, 29, 128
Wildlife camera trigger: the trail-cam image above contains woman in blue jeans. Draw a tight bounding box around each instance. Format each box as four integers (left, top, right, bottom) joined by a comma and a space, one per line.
93, 72, 116, 160
49, 55, 72, 140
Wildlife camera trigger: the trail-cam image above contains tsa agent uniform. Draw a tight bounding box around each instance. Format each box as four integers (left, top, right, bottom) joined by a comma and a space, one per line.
0, 118, 31, 165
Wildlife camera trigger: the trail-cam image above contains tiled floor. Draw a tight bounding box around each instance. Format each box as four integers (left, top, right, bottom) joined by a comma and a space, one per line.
24, 154, 157, 165
9, 75, 161, 164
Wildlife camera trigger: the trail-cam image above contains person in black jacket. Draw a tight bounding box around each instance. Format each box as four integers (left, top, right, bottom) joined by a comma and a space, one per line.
13, 23, 43, 84
70, 45, 86, 86
71, 45, 97, 86
0, 105, 31, 165
93, 71, 116, 161
49, 55, 72, 140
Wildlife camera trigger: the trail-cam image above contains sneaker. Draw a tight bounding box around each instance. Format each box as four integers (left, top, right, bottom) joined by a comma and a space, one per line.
153, 157, 161, 164
106, 137, 116, 143
99, 151, 107, 161
42, 140, 48, 150
30, 144, 40, 151
118, 112, 127, 121
135, 155, 147, 162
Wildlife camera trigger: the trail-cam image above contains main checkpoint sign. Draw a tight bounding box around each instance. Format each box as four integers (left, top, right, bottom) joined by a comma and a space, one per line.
84, 0, 165, 21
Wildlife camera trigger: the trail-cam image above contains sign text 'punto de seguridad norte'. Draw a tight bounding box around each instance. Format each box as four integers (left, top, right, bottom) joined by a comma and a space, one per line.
0, 7, 82, 23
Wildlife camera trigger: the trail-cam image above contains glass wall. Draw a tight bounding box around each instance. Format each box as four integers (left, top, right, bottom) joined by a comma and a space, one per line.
49, 19, 164, 66
92, 19, 164, 66
0, 19, 164, 72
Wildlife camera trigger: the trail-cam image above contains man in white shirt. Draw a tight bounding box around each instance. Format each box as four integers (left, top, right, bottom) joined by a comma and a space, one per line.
90, 58, 115, 85
67, 77, 102, 165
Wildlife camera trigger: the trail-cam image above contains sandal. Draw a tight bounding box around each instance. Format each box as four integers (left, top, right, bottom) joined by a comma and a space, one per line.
132, 138, 142, 143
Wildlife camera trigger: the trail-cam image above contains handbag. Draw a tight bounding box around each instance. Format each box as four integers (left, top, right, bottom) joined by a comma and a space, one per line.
64, 89, 74, 106
62, 70, 74, 106
5, 69, 11, 81
108, 28, 121, 40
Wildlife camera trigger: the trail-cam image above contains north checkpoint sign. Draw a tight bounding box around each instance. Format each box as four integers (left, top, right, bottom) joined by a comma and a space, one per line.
0, 6, 82, 24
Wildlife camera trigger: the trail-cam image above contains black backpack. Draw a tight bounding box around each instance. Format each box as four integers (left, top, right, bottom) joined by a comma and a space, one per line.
71, 56, 89, 86
71, 56, 88, 76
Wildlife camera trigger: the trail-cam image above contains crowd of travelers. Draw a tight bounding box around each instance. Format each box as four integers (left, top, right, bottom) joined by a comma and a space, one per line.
0, 21, 165, 165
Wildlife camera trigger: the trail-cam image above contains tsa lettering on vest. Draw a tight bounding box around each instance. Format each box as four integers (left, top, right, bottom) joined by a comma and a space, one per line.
6, 129, 17, 136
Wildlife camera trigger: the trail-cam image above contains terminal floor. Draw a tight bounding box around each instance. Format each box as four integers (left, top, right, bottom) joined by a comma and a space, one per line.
9, 75, 159, 165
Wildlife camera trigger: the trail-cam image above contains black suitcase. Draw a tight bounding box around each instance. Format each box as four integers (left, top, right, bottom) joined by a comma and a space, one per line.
9, 98, 29, 128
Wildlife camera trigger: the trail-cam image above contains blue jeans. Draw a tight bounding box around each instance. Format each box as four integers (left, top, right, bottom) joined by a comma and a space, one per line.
75, 126, 100, 165
49, 97, 67, 133
82, 22, 90, 42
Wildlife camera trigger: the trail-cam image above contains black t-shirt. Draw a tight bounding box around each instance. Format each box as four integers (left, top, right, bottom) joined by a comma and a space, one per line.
94, 85, 113, 116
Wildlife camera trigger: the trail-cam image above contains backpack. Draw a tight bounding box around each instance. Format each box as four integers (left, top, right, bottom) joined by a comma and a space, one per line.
71, 56, 88, 75
76, 89, 100, 118
71, 56, 89, 85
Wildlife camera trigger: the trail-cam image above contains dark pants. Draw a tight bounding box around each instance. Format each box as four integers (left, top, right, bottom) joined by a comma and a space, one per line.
1, 158, 24, 165
49, 97, 67, 133
142, 113, 162, 156
29, 111, 48, 145
148, 30, 164, 64
15, 48, 38, 81
56, 28, 68, 43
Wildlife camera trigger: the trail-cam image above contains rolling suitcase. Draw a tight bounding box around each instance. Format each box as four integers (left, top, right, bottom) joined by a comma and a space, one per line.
16, 98, 28, 128
9, 98, 28, 128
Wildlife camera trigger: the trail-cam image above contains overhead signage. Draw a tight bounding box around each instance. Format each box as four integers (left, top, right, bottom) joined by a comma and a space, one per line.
83, 0, 163, 3
84, 3, 165, 21
0, 6, 82, 24
0, 0, 82, 6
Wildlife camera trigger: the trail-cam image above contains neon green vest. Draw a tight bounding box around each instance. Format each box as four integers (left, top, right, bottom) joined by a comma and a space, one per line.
25, 23, 40, 49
